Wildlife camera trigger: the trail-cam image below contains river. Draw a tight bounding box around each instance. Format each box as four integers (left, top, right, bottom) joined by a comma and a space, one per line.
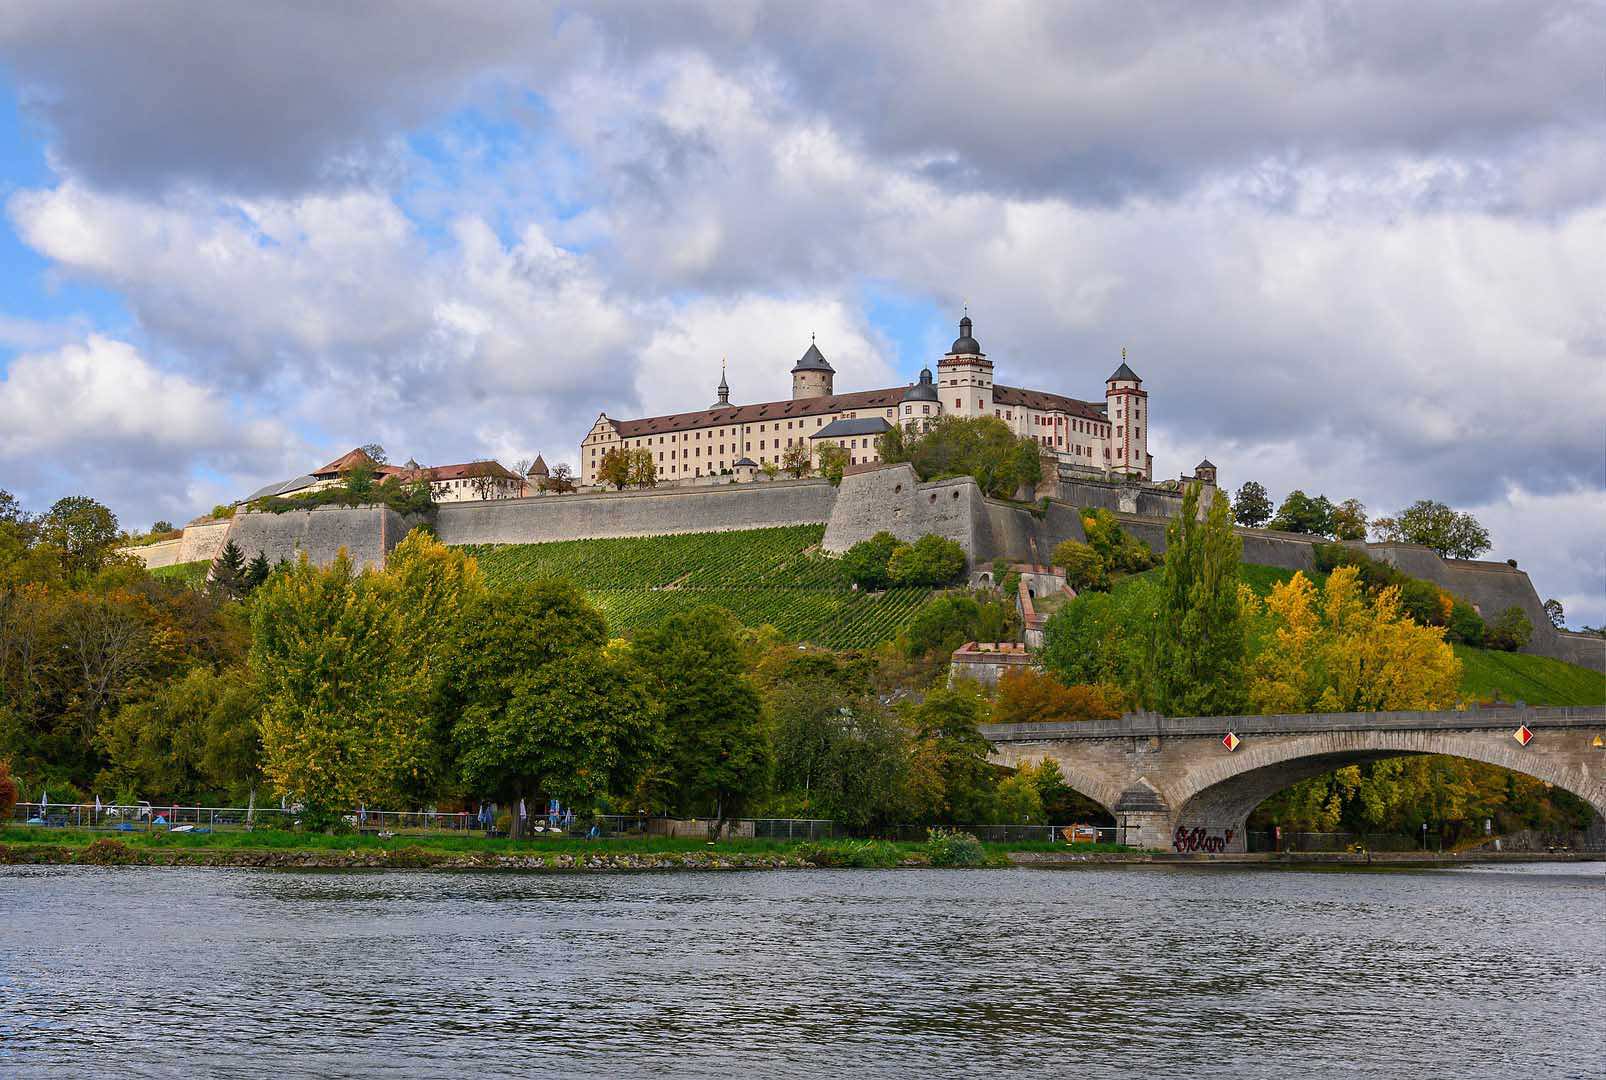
2, 863, 1601, 1078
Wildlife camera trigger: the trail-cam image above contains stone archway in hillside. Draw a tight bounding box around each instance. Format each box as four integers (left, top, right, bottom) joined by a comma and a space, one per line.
1171, 729, 1606, 846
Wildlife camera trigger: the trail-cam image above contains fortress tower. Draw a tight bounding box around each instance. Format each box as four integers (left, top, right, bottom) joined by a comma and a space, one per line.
1105, 350, 1148, 478
937, 315, 993, 419
792, 337, 834, 399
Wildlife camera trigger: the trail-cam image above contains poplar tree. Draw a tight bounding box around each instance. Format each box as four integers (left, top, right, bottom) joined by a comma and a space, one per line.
1152, 485, 1247, 717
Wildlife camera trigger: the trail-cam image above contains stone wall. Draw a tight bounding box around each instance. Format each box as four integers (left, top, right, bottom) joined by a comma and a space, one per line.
820, 464, 986, 558
225, 505, 426, 570
438, 479, 838, 547
134, 537, 185, 569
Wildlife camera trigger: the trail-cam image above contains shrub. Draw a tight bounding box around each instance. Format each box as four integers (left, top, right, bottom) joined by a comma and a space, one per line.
1078, 508, 1155, 573
994, 668, 1122, 725
1052, 540, 1107, 592
210, 504, 236, 520
1447, 600, 1486, 646
903, 592, 1017, 657
0, 760, 16, 822
1397, 578, 1448, 627
888, 534, 966, 587
841, 532, 900, 589
795, 840, 902, 868
78, 838, 137, 865
1486, 606, 1534, 652
925, 828, 986, 867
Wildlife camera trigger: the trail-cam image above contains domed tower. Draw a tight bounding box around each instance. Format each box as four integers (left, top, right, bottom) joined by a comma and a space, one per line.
791, 336, 834, 399
1105, 348, 1149, 479
937, 314, 993, 418
900, 367, 940, 430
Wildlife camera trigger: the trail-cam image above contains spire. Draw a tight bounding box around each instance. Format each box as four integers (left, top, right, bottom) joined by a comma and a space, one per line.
949, 313, 981, 355
711, 357, 733, 409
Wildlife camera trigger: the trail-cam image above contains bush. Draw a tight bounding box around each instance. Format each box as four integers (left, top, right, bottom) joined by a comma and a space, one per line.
78, 838, 137, 865
1447, 600, 1486, 646
1052, 540, 1107, 592
1397, 578, 1449, 627
1078, 509, 1155, 573
841, 531, 900, 589
888, 534, 966, 587
903, 592, 1017, 657
0, 760, 16, 822
795, 839, 902, 868
925, 828, 986, 867
1486, 606, 1534, 652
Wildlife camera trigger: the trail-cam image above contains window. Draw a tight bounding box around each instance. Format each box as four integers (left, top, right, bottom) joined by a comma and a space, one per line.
955, 399, 961, 408
922, 404, 930, 415
759, 440, 765, 450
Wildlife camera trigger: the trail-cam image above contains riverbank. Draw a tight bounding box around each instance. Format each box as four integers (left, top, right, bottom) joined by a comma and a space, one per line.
2, 829, 1596, 870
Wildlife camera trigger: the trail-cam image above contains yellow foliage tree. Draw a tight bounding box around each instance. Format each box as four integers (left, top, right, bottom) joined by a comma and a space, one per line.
1248, 566, 1461, 715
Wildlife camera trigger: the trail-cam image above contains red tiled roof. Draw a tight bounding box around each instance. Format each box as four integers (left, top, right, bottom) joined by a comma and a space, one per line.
992, 385, 1107, 423
610, 387, 907, 438
425, 461, 520, 482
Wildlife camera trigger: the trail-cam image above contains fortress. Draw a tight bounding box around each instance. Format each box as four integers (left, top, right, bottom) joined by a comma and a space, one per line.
579, 316, 1153, 487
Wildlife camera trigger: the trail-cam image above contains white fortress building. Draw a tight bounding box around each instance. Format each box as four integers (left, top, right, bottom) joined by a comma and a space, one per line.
580, 316, 1152, 486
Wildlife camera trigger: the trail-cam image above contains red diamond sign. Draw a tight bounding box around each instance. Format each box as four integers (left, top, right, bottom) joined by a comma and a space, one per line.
1222, 731, 1240, 752
1513, 724, 1534, 747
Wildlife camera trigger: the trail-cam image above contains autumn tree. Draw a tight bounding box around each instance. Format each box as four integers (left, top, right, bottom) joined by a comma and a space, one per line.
541, 462, 576, 494
627, 448, 657, 488
1246, 565, 1461, 714
1232, 481, 1273, 529
598, 447, 631, 490
1152, 483, 1246, 716
97, 665, 261, 802
993, 668, 1121, 725
1330, 498, 1368, 541
815, 441, 849, 485
781, 442, 812, 478
903, 683, 996, 824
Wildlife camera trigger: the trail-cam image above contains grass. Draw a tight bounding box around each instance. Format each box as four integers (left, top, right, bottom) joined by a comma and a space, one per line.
150, 561, 210, 586
1453, 645, 1605, 707
458, 525, 934, 648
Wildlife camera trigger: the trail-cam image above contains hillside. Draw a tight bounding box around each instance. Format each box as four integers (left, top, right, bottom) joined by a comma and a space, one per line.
150, 561, 210, 586
458, 525, 931, 649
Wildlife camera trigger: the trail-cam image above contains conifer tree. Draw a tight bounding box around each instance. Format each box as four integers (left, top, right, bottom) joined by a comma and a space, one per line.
209, 540, 248, 599
1152, 485, 1246, 717
243, 550, 272, 593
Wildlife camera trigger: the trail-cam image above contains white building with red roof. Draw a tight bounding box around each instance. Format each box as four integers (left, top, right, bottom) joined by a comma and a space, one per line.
578, 315, 1152, 487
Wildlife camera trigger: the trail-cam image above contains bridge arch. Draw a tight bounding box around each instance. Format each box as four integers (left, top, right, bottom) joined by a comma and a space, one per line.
1172, 728, 1606, 835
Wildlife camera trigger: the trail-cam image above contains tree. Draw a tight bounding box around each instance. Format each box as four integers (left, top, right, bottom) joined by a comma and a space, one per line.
1372, 499, 1492, 560
902, 416, 1042, 498
875, 424, 909, 464
466, 461, 507, 500
632, 607, 771, 835
1485, 606, 1534, 652
902, 592, 1017, 658
455, 649, 658, 826
1330, 498, 1368, 541
209, 540, 248, 601
359, 443, 389, 465
887, 534, 966, 587
1152, 483, 1247, 716
1051, 540, 1107, 593
815, 441, 849, 485
598, 447, 631, 490
759, 459, 781, 480
903, 684, 996, 824
1246, 566, 1461, 714
781, 443, 812, 478
1267, 490, 1334, 536
993, 668, 1120, 725
1543, 598, 1565, 630
149, 520, 175, 535
627, 448, 657, 488
38, 496, 121, 580
541, 462, 576, 494
96, 666, 261, 803
1232, 481, 1273, 529
841, 532, 900, 590
244, 551, 273, 593
0, 758, 16, 821
1077, 509, 1155, 573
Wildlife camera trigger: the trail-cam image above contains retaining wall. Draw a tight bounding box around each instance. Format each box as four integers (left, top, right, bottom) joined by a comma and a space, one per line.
225, 505, 426, 570
437, 479, 838, 546
820, 464, 986, 556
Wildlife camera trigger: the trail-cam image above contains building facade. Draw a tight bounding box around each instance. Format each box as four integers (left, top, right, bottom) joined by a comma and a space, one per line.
579, 316, 1153, 487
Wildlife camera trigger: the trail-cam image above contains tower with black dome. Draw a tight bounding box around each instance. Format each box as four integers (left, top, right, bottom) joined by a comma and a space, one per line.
791, 337, 835, 399
937, 314, 993, 419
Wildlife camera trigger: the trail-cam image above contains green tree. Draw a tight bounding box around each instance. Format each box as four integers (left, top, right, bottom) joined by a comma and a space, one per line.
96, 665, 261, 802
1152, 483, 1247, 716
1485, 606, 1534, 652
1232, 481, 1273, 528
244, 550, 272, 593
840, 531, 899, 589
1330, 498, 1368, 541
455, 649, 658, 827
627, 447, 658, 488
887, 534, 966, 587
633, 606, 771, 835
149, 520, 175, 535
903, 416, 1042, 498
780, 442, 812, 478
902, 592, 1017, 658
209, 540, 248, 600
875, 423, 909, 464
1371, 499, 1492, 560
1051, 540, 1107, 592
904, 683, 996, 824
38, 496, 122, 580
815, 441, 850, 485
1078, 508, 1155, 572
1268, 490, 1334, 536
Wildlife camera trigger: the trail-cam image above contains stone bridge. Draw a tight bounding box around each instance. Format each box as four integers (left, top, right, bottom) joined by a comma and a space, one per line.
982, 705, 1606, 852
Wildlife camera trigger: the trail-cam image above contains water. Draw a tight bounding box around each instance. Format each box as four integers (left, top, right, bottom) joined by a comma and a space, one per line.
2, 863, 1602, 1078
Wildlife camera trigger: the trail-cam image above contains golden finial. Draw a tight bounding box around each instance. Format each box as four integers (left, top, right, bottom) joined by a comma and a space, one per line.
1122, 346, 1127, 362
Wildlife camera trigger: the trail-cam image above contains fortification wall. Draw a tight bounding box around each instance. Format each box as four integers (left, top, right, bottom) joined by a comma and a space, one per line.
821, 464, 985, 558
1555, 632, 1606, 671
436, 479, 837, 546
134, 538, 185, 569
225, 506, 425, 570
176, 518, 233, 565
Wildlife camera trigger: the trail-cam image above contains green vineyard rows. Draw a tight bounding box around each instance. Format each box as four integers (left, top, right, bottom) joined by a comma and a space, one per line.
458, 525, 932, 648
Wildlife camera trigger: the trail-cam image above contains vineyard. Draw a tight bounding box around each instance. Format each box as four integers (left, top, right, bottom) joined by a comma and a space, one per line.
458, 525, 933, 649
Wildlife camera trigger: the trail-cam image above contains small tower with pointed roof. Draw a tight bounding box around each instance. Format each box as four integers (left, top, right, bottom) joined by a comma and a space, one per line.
710, 360, 733, 410
937, 313, 994, 419
791, 335, 834, 399
1105, 347, 1149, 479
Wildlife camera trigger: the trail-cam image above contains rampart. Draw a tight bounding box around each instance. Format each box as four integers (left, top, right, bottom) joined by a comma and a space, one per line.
225, 505, 428, 570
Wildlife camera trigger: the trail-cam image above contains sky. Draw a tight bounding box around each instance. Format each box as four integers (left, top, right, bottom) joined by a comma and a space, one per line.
0, 2, 1601, 624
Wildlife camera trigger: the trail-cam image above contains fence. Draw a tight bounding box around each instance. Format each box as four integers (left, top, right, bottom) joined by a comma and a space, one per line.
8, 803, 1119, 846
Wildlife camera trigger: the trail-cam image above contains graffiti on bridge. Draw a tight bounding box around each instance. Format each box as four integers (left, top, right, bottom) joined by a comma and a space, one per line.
1173, 826, 1236, 853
